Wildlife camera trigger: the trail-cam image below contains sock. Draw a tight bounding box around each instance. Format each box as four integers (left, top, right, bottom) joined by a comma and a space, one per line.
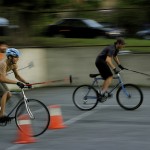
100, 90, 106, 95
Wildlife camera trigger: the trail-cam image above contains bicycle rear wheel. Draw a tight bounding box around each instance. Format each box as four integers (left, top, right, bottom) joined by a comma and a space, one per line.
116, 84, 143, 110
73, 85, 98, 111
15, 99, 50, 137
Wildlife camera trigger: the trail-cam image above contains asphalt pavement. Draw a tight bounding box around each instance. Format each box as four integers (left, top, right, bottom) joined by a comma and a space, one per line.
0, 86, 150, 150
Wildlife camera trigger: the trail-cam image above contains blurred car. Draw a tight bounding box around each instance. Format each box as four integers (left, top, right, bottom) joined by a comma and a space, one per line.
98, 22, 117, 28
136, 28, 150, 40
44, 18, 125, 38
0, 17, 19, 36
99, 22, 126, 32
0, 17, 9, 25
0, 17, 9, 35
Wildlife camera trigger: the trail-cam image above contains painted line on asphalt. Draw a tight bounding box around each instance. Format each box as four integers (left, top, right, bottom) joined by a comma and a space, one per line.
64, 109, 100, 125
59, 104, 150, 107
6, 103, 148, 150
6, 145, 23, 150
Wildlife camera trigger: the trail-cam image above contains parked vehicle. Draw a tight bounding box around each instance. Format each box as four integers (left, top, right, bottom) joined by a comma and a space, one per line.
136, 28, 150, 40
44, 18, 125, 38
0, 17, 19, 36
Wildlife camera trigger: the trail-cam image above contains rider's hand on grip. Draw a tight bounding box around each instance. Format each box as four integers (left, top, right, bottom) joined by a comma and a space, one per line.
17, 82, 25, 89
118, 64, 125, 70
26, 83, 32, 89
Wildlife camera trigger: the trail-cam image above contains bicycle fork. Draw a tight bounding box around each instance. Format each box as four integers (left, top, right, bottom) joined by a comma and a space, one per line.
118, 74, 131, 98
22, 89, 35, 119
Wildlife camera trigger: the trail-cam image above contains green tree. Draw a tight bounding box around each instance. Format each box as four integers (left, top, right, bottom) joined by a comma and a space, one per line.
120, 0, 150, 6
115, 0, 150, 36
0, 0, 59, 43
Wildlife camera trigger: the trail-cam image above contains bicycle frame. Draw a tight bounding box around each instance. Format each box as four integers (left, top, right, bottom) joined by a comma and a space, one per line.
73, 71, 143, 111
7, 87, 34, 119
21, 88, 34, 119
91, 72, 130, 97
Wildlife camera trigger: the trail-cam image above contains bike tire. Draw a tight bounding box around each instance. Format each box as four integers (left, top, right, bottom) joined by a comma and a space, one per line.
116, 84, 143, 110
15, 99, 50, 137
73, 85, 98, 111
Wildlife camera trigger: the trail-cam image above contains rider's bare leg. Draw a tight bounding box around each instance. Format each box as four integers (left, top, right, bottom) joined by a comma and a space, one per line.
101, 76, 113, 94
0, 92, 11, 117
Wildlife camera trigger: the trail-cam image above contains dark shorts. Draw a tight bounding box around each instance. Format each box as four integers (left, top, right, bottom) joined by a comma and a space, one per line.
95, 58, 113, 80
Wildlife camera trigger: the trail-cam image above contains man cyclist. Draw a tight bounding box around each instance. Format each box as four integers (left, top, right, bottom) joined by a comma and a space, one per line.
0, 41, 9, 112
95, 37, 125, 99
0, 48, 30, 123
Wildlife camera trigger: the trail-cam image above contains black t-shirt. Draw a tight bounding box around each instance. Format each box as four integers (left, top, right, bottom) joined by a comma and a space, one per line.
96, 44, 119, 61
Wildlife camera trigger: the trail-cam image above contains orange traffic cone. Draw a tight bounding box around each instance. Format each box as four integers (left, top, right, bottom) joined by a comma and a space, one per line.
14, 114, 36, 144
48, 105, 66, 129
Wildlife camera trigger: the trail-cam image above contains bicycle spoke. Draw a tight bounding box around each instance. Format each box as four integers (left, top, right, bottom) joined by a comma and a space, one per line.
117, 84, 143, 110
73, 85, 98, 110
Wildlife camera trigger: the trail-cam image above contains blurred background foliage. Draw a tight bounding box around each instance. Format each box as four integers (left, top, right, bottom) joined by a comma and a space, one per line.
0, 0, 150, 46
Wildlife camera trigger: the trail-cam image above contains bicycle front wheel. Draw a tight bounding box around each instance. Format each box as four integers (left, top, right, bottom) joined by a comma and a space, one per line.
116, 84, 143, 110
15, 99, 50, 137
73, 85, 98, 111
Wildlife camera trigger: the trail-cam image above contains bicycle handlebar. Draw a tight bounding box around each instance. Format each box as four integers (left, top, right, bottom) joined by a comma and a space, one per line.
24, 85, 31, 88
18, 85, 32, 89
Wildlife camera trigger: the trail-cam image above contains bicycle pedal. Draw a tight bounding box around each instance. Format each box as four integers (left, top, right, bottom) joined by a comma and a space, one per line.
98, 95, 107, 103
100, 97, 107, 103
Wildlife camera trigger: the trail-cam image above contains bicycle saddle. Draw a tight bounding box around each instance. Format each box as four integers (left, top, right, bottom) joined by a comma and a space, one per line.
89, 74, 100, 78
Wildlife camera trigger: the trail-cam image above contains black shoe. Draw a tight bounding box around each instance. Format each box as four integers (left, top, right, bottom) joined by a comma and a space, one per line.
0, 116, 14, 124
98, 92, 113, 102
97, 93, 107, 103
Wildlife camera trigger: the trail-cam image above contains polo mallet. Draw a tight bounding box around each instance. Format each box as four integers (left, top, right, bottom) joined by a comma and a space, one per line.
27, 75, 73, 86
124, 68, 150, 77
7, 61, 34, 75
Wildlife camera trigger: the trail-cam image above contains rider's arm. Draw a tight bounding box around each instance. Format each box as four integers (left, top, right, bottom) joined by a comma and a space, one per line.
12, 66, 28, 84
0, 74, 17, 84
0, 62, 17, 84
113, 56, 121, 65
106, 56, 116, 69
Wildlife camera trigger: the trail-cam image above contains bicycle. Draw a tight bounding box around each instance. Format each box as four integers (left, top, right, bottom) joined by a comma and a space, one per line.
72, 71, 143, 111
0, 85, 50, 137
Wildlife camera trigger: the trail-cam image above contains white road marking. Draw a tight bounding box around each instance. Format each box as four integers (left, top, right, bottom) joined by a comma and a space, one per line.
6, 103, 149, 150
64, 109, 100, 125
6, 145, 24, 150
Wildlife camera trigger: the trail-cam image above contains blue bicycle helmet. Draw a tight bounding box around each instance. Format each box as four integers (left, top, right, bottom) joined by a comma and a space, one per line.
6, 48, 20, 57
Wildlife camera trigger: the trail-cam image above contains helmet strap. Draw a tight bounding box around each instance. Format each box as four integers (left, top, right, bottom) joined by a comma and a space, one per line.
7, 56, 15, 65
